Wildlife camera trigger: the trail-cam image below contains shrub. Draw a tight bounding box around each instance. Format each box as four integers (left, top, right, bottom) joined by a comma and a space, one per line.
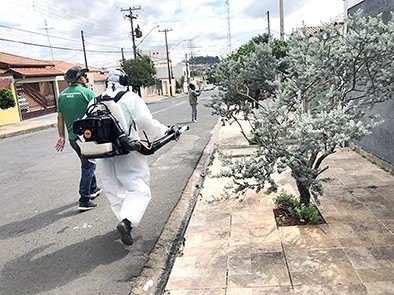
273, 191, 322, 224
0, 88, 16, 110
296, 204, 322, 224
273, 191, 299, 209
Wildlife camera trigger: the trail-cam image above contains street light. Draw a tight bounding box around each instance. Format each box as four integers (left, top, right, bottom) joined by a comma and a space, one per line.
169, 39, 186, 53
136, 25, 160, 49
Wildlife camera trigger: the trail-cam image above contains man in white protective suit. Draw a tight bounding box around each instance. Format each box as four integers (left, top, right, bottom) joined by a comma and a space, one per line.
99, 69, 169, 246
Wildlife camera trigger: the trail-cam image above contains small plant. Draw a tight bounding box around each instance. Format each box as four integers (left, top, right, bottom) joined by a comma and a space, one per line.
296, 204, 322, 224
273, 191, 322, 225
273, 191, 299, 209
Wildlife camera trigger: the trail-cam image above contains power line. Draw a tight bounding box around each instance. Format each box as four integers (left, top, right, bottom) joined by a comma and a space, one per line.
0, 24, 77, 44
0, 24, 124, 50
38, 19, 55, 60
18, 0, 124, 37
0, 37, 131, 54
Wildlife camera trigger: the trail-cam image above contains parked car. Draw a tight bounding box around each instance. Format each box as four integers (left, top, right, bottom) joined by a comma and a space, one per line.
204, 84, 216, 91
18, 96, 29, 111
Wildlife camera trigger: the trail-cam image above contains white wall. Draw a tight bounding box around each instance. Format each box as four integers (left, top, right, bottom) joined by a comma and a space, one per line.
345, 0, 364, 8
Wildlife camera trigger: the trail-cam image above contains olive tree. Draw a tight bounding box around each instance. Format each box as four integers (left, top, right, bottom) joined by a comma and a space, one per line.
209, 12, 394, 205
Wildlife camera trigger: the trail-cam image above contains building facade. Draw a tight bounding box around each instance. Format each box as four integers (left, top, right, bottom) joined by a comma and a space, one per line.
347, 0, 394, 166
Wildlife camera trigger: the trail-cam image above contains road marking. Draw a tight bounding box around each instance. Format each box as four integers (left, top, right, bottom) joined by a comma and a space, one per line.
151, 101, 187, 115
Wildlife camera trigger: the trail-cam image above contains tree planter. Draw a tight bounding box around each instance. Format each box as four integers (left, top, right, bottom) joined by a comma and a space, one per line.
273, 207, 326, 227
272, 191, 326, 227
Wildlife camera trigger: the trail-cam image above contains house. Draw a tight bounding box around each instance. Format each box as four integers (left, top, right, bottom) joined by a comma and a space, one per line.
0, 52, 63, 123
140, 48, 187, 96
295, 20, 345, 38
0, 52, 106, 125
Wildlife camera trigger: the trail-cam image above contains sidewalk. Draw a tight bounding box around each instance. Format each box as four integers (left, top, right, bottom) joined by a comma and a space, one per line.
0, 113, 57, 139
164, 122, 394, 294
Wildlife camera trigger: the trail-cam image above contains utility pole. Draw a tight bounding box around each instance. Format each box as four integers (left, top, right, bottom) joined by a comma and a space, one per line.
187, 39, 195, 81
38, 19, 54, 60
159, 28, 173, 96
121, 6, 141, 59
185, 53, 190, 84
225, 0, 231, 55
266, 11, 271, 37
121, 48, 125, 64
279, 0, 284, 40
81, 30, 89, 70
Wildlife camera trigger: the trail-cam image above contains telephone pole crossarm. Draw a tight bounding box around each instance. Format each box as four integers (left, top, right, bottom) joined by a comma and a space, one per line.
121, 6, 141, 59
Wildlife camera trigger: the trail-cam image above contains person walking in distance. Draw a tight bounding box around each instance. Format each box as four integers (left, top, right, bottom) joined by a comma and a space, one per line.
188, 83, 201, 122
55, 66, 102, 211
98, 69, 169, 246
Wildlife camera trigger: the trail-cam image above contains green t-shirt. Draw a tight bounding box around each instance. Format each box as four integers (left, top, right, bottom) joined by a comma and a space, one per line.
57, 85, 95, 140
188, 89, 199, 105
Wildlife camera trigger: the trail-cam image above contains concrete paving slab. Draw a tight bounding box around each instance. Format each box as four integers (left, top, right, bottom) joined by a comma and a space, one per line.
228, 286, 294, 294
364, 281, 394, 295
165, 130, 394, 294
293, 284, 368, 295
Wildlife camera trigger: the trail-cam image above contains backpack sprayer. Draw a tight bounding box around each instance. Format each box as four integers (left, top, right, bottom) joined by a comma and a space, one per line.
72, 92, 189, 159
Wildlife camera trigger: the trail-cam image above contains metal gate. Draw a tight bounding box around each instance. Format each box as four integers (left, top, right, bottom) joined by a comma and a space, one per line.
15, 82, 57, 120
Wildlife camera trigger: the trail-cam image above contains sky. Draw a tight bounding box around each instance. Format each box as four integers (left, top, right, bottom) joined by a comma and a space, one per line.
0, 0, 345, 69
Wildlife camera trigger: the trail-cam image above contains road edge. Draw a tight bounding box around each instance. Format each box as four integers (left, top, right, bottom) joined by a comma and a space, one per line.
129, 118, 222, 294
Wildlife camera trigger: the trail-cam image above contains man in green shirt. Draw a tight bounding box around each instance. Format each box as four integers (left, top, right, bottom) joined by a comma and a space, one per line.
55, 66, 101, 211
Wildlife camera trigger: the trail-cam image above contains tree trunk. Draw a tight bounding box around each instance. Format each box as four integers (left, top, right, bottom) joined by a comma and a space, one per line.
296, 180, 311, 206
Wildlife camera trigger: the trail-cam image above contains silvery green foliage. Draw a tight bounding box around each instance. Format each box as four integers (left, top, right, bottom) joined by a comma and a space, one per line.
212, 12, 394, 204
210, 43, 279, 139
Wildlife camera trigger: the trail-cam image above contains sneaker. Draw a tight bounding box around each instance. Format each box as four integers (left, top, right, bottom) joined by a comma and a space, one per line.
117, 219, 133, 246
192, 119, 197, 123
90, 187, 102, 200
78, 200, 98, 211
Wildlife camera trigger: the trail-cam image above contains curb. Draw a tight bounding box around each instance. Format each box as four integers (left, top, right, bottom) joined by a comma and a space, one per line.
129, 118, 222, 295
0, 123, 56, 139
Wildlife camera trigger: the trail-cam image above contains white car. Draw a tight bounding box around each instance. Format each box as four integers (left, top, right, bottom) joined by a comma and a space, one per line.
204, 84, 216, 91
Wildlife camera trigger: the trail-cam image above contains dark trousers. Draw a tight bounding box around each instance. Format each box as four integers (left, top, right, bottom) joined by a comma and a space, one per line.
69, 139, 98, 203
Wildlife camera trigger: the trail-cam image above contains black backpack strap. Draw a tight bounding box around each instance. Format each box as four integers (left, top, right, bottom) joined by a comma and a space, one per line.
113, 90, 128, 102
95, 90, 128, 103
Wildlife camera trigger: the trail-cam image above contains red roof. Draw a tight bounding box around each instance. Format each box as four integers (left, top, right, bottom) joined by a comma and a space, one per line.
50, 60, 103, 73
297, 26, 324, 37
51, 60, 106, 81
0, 52, 53, 68
0, 52, 106, 81
296, 20, 344, 38
2, 67, 63, 78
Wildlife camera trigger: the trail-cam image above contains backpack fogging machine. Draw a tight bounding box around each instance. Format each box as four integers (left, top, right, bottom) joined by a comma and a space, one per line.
72, 91, 189, 159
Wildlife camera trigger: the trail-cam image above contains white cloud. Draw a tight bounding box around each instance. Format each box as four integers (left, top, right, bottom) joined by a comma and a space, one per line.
0, 0, 345, 68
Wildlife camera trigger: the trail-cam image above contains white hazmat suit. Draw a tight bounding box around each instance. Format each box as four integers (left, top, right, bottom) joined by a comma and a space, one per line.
99, 70, 168, 228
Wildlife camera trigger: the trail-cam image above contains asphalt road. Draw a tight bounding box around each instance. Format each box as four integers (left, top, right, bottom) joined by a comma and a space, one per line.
0, 91, 219, 295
